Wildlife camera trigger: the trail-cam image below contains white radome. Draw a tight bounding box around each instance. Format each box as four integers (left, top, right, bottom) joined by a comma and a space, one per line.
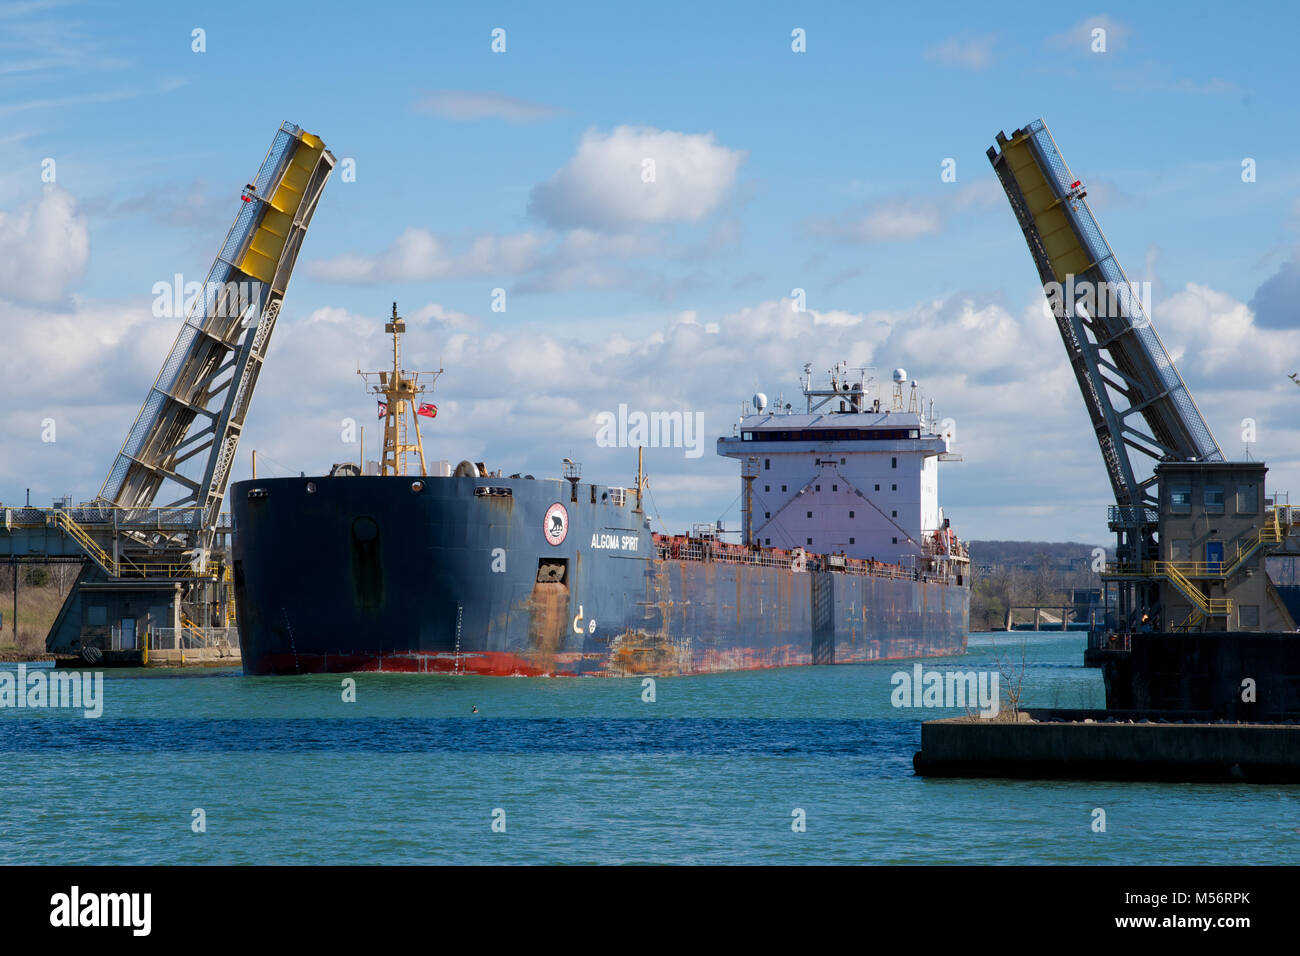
893, 368, 907, 384
752, 392, 768, 412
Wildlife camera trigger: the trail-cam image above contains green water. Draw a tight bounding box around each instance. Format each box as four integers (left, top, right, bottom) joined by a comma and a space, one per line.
2, 633, 1297, 864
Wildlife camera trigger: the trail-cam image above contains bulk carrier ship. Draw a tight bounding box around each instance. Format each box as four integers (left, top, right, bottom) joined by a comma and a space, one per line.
231, 306, 969, 676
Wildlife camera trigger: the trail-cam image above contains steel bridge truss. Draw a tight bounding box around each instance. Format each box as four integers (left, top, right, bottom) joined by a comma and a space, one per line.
988, 119, 1222, 520
988, 119, 1224, 627
98, 123, 335, 562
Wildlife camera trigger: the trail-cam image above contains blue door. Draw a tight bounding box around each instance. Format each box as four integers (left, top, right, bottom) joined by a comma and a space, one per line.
1205, 541, 1224, 573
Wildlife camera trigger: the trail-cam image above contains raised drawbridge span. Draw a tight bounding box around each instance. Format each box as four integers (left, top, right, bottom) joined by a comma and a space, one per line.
100, 122, 334, 558
988, 118, 1225, 629
989, 118, 1300, 637
1, 122, 334, 659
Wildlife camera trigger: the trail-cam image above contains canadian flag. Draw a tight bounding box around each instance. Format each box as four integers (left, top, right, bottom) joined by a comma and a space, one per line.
418, 403, 437, 418
377, 401, 388, 419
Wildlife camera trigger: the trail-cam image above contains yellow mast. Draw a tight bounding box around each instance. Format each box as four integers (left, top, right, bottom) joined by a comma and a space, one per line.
357, 303, 442, 476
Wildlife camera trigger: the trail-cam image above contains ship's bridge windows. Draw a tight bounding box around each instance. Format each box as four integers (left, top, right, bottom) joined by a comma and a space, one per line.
744, 428, 922, 442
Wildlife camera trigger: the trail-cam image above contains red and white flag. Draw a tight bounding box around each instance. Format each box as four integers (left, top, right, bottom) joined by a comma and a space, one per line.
417, 403, 437, 419
377, 401, 388, 419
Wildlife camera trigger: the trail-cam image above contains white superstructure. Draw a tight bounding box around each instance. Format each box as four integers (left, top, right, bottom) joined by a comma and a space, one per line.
717, 362, 962, 565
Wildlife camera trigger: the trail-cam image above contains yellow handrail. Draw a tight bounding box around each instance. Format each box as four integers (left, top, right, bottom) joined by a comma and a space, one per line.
1149, 561, 1232, 616
52, 511, 116, 575
1152, 524, 1283, 581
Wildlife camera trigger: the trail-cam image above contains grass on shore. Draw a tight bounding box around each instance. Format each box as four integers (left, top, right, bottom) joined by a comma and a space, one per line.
0, 571, 70, 660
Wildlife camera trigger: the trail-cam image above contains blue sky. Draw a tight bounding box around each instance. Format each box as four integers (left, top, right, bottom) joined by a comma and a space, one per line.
2, 0, 1298, 544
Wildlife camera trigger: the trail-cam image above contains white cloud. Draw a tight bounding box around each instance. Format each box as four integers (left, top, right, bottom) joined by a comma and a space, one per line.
812, 182, 1000, 245
308, 128, 745, 292
232, 294, 1087, 539
1159, 282, 1300, 380
307, 228, 550, 283
0, 294, 178, 497
924, 34, 997, 70
413, 90, 562, 123
528, 126, 745, 229
0, 186, 89, 305
845, 203, 943, 242
9, 281, 1299, 544
307, 223, 683, 296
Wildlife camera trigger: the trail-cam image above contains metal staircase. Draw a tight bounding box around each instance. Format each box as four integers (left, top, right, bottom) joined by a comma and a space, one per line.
50, 511, 115, 576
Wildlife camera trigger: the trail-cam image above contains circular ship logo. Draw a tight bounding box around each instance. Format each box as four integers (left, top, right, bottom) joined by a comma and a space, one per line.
544, 502, 569, 546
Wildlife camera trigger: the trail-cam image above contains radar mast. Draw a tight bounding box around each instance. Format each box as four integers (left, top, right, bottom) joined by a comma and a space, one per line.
358, 302, 443, 476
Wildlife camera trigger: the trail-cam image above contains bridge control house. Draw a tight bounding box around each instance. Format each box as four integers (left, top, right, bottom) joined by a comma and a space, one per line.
1155, 461, 1293, 633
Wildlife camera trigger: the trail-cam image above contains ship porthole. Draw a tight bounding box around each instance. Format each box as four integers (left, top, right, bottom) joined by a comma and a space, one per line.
306, 481, 317, 494
410, 480, 424, 493
352, 516, 379, 542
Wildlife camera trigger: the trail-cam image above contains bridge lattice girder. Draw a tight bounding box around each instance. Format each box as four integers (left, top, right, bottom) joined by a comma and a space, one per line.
987, 119, 1222, 522
97, 123, 334, 556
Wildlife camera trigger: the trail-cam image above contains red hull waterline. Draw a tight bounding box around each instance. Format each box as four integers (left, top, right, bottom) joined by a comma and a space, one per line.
244, 641, 967, 678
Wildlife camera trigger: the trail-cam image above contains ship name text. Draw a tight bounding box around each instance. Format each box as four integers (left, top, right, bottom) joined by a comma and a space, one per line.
591, 533, 640, 552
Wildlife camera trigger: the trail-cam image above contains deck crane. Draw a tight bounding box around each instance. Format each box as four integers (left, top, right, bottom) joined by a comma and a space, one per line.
987, 118, 1224, 632
39, 122, 334, 655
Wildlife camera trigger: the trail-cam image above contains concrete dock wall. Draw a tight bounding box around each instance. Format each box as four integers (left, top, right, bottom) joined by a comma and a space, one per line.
915, 716, 1300, 782
1099, 631, 1300, 719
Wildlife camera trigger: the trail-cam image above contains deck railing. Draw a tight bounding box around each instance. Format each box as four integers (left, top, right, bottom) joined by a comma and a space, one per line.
148, 626, 240, 651
652, 535, 959, 584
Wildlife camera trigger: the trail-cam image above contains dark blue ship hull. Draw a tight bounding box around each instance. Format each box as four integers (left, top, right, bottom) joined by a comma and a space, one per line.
231, 475, 968, 676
